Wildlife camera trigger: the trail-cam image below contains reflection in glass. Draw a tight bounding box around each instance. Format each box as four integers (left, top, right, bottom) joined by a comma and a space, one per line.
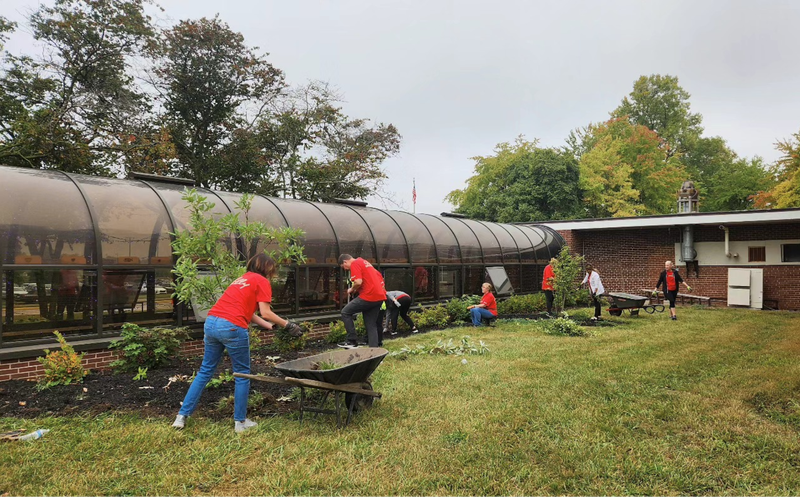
272, 199, 337, 264
316, 203, 375, 262
417, 215, 461, 263
297, 267, 338, 315
353, 208, 409, 263
4, 269, 97, 342
383, 268, 413, 296
438, 217, 482, 263
385, 211, 436, 263
77, 177, 172, 265
413, 266, 435, 301
0, 168, 95, 265
465, 266, 485, 296
439, 268, 461, 299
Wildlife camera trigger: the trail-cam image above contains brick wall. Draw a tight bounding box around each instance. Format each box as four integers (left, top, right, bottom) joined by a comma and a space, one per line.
557, 222, 800, 311
0, 324, 333, 382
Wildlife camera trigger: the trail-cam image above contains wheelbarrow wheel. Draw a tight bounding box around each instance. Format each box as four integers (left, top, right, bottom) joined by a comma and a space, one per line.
345, 380, 374, 413
608, 308, 623, 317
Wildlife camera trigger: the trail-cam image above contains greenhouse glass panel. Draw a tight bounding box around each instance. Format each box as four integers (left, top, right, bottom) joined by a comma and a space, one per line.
76, 177, 172, 265
147, 183, 230, 231
519, 226, 550, 263
417, 215, 461, 263
461, 219, 502, 263
438, 217, 482, 263
486, 223, 520, 263
297, 266, 338, 315
413, 266, 435, 301
352, 207, 409, 264
504, 225, 536, 263
384, 211, 436, 263
315, 203, 375, 262
215, 191, 288, 257
271, 199, 338, 264
0, 167, 95, 265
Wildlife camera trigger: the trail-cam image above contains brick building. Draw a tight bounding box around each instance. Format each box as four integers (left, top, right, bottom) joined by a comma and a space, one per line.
533, 208, 800, 311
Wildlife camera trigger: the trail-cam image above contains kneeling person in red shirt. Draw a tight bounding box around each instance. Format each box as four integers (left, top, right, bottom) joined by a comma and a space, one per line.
338, 254, 387, 348
467, 282, 498, 326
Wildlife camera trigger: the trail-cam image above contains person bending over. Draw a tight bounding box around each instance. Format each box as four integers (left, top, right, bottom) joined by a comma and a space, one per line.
384, 290, 418, 335
338, 254, 386, 348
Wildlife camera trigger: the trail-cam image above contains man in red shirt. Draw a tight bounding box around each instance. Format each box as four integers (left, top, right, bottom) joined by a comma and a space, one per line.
338, 254, 387, 348
542, 258, 556, 316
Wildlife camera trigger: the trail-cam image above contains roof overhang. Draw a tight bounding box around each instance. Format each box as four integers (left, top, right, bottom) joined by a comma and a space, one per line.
532, 208, 800, 231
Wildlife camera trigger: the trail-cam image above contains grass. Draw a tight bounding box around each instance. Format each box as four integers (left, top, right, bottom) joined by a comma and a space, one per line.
2, 307, 800, 495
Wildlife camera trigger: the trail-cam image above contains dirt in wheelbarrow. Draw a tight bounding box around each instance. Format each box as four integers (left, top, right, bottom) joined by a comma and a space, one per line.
0, 339, 338, 420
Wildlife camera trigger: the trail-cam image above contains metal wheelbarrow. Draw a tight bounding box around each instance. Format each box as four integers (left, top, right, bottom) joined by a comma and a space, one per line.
234, 347, 388, 428
606, 292, 665, 317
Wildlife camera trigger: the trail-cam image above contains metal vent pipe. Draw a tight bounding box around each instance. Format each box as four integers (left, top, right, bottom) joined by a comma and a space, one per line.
681, 225, 696, 262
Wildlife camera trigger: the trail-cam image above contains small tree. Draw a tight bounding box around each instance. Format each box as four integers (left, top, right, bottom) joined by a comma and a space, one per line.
172, 189, 305, 312
552, 245, 585, 314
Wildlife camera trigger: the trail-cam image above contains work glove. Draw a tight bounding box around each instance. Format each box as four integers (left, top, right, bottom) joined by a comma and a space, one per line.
651, 290, 658, 297
686, 286, 692, 292
284, 321, 303, 338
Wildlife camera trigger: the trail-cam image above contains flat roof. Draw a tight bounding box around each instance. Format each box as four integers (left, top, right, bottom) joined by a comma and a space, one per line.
530, 208, 800, 231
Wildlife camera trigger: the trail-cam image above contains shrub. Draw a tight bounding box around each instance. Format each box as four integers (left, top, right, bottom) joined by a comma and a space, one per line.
390, 336, 490, 358
446, 295, 481, 323
540, 317, 596, 337
326, 320, 347, 344
566, 288, 593, 308
411, 304, 451, 329
497, 293, 546, 315
271, 324, 307, 353
37, 331, 89, 390
553, 245, 585, 314
109, 323, 190, 372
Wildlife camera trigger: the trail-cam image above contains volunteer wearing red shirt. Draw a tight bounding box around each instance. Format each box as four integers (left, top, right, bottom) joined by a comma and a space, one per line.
338, 254, 386, 348
468, 282, 498, 326
173, 254, 301, 433
542, 258, 556, 315
653, 260, 692, 321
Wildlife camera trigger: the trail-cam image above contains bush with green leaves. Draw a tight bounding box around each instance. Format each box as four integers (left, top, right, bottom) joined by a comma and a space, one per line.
270, 322, 312, 353
411, 304, 451, 329
326, 320, 347, 344
540, 316, 596, 337
552, 245, 586, 314
446, 295, 481, 323
37, 331, 89, 390
171, 189, 306, 314
497, 293, 546, 315
109, 323, 190, 372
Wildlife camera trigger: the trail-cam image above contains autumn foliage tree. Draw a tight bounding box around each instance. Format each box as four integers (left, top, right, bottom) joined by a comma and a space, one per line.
752, 129, 800, 209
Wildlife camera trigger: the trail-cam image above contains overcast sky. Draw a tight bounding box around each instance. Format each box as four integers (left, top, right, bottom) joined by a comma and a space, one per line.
4, 0, 800, 215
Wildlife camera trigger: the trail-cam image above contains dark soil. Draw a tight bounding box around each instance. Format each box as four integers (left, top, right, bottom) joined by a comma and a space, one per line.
0, 338, 341, 420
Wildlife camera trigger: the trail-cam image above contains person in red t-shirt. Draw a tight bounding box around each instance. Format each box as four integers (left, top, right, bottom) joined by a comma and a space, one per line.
173, 254, 301, 433
338, 254, 386, 348
542, 258, 556, 315
468, 282, 498, 326
653, 260, 692, 321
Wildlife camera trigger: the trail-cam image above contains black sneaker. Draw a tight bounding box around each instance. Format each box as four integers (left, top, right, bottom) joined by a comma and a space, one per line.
671, 315, 677, 321
337, 340, 359, 349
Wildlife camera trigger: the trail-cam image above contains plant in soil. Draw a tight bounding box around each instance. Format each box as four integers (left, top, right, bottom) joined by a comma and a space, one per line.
390, 335, 489, 358
109, 323, 190, 372
132, 367, 148, 381
36, 331, 89, 391
206, 369, 235, 389
552, 245, 585, 314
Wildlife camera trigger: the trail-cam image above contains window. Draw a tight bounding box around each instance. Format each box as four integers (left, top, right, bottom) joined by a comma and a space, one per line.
439, 268, 461, 299
782, 244, 800, 263
748, 246, 766, 262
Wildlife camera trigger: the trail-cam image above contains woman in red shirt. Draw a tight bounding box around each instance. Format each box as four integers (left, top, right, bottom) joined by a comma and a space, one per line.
653, 260, 692, 321
172, 254, 300, 433
467, 282, 498, 326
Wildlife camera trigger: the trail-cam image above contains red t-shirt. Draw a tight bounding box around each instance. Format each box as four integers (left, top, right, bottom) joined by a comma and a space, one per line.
542, 264, 555, 291
349, 258, 386, 302
666, 271, 677, 291
481, 292, 498, 316
208, 272, 272, 328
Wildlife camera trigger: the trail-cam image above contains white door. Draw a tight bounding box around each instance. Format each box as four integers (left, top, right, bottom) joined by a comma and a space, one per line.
749, 268, 764, 309
728, 268, 751, 307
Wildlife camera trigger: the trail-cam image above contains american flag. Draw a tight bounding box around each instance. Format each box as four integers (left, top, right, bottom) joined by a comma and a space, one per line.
412, 178, 416, 210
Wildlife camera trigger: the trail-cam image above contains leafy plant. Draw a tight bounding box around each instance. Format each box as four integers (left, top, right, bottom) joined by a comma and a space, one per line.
171, 190, 306, 313
411, 304, 451, 329
390, 336, 489, 359
446, 295, 481, 322
540, 316, 596, 337
109, 323, 190, 372
497, 293, 546, 315
206, 369, 235, 389
314, 360, 341, 370
326, 320, 347, 344
36, 331, 89, 390
248, 325, 263, 350
552, 245, 586, 314
132, 367, 148, 381
271, 323, 307, 353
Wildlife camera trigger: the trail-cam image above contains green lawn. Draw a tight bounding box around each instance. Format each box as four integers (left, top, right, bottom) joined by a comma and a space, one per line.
3, 307, 800, 496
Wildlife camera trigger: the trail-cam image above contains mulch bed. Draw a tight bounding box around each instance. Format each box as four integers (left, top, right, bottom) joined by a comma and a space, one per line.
0, 338, 339, 420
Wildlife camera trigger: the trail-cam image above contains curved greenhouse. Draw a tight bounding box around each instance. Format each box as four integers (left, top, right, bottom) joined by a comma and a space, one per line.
0, 166, 564, 347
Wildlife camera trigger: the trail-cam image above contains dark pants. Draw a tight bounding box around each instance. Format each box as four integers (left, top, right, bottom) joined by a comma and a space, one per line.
544, 290, 554, 314
665, 290, 678, 308
591, 293, 601, 318
341, 297, 383, 347
386, 295, 415, 332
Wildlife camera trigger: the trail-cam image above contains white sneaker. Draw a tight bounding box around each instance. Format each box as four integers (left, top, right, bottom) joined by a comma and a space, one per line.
235, 418, 258, 433
172, 414, 187, 429
411, 328, 419, 334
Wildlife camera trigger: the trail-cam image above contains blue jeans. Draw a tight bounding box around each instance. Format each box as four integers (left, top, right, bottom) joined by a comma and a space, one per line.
178, 315, 251, 421
470, 307, 495, 326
